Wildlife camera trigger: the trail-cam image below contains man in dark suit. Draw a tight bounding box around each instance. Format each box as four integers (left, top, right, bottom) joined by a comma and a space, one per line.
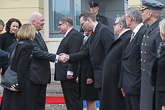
100, 15, 131, 110
29, 12, 60, 110
118, 7, 146, 110
140, 0, 165, 110
60, 11, 114, 98
54, 16, 83, 110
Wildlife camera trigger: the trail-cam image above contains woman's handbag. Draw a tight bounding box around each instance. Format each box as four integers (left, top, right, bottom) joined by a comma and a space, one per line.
0, 42, 24, 90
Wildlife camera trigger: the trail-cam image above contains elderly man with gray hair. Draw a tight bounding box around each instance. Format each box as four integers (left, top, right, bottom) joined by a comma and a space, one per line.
100, 15, 132, 110
29, 12, 58, 110
118, 6, 146, 110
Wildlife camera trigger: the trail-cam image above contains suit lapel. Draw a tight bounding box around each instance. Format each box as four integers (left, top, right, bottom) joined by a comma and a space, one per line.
35, 34, 47, 50
57, 28, 74, 54
123, 25, 144, 58
89, 22, 101, 55
123, 36, 134, 57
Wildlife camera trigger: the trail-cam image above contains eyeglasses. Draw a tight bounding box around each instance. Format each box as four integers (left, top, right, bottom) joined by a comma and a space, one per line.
113, 22, 119, 26
58, 22, 65, 26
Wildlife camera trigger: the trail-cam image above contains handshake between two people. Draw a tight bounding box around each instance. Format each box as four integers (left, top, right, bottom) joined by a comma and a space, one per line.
58, 53, 70, 63
58, 53, 73, 79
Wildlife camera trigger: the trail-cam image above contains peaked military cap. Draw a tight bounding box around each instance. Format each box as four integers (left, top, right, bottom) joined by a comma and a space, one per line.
140, 0, 165, 11
88, 0, 100, 7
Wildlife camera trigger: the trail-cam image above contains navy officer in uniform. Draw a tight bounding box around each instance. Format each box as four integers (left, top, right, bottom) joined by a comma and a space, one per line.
88, 0, 108, 26
140, 0, 165, 110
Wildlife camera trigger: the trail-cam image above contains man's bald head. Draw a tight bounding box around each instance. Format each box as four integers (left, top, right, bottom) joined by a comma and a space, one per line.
29, 12, 45, 31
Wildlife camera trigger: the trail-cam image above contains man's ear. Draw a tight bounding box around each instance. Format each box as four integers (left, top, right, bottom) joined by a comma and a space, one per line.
87, 18, 92, 23
129, 16, 133, 22
119, 25, 123, 30
65, 22, 69, 27
148, 11, 152, 18
31, 20, 35, 25
97, 7, 99, 11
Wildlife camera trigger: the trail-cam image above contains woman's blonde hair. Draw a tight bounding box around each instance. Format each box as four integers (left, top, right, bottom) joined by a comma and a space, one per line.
159, 19, 165, 36
16, 23, 35, 41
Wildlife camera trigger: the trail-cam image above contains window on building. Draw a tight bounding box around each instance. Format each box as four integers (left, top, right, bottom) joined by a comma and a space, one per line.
49, 0, 81, 38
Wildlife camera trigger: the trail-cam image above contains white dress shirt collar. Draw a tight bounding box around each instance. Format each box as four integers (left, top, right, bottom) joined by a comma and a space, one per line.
64, 28, 73, 37
93, 22, 98, 33
133, 22, 143, 36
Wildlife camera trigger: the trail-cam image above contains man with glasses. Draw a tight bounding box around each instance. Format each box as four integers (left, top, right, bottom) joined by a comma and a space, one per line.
59, 11, 114, 99
100, 15, 131, 110
54, 16, 83, 110
140, 0, 165, 110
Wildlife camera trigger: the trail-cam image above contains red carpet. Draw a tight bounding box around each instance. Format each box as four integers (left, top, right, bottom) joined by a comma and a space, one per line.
0, 96, 65, 104
46, 96, 65, 103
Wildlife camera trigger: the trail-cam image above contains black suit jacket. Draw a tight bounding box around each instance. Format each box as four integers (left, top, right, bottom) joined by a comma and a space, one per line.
69, 22, 114, 88
119, 25, 146, 95
100, 29, 132, 110
54, 28, 83, 81
30, 33, 56, 85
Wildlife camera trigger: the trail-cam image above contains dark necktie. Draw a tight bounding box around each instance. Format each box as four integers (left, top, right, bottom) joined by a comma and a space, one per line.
37, 32, 45, 45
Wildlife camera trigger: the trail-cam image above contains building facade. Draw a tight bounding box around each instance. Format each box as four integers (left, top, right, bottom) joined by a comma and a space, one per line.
0, 0, 165, 70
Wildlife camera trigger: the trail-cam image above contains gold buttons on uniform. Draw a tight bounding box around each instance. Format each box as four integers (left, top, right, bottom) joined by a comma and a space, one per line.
144, 35, 145, 38
141, 51, 143, 53
143, 69, 145, 72
141, 68, 142, 70
144, 60, 146, 63
147, 36, 149, 39
142, 43, 143, 45
141, 59, 142, 62
144, 52, 147, 54
145, 44, 147, 46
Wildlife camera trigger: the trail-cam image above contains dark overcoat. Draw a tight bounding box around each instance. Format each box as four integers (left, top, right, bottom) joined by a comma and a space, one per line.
100, 30, 132, 110
69, 22, 114, 88
1, 40, 33, 110
78, 35, 99, 101
151, 43, 165, 110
